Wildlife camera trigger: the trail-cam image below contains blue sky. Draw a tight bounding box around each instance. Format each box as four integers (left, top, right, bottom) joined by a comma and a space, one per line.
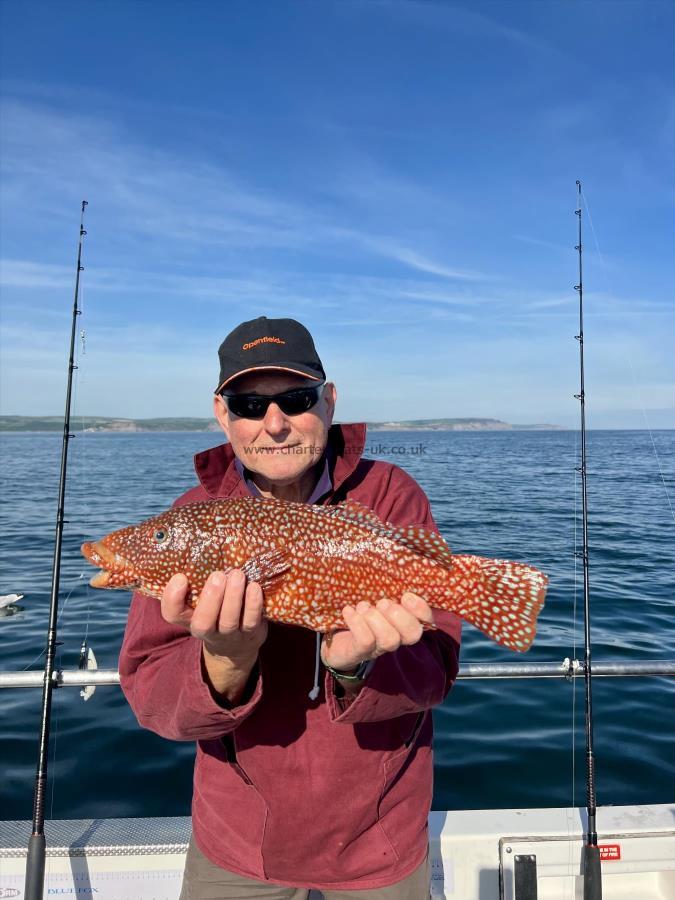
1, 0, 673, 428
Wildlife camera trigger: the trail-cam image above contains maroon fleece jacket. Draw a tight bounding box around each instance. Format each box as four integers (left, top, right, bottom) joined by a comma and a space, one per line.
119, 423, 461, 891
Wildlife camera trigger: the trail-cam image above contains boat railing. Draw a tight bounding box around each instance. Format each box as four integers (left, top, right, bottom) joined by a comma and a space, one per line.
1, 659, 674, 689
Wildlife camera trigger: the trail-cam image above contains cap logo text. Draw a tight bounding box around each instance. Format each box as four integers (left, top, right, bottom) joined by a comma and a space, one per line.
242, 336, 286, 351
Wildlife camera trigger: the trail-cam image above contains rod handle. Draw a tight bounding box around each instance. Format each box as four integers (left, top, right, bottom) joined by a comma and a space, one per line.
583, 843, 602, 900
24, 833, 46, 900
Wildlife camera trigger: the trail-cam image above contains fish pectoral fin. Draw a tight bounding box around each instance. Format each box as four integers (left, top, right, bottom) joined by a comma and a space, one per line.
241, 548, 291, 599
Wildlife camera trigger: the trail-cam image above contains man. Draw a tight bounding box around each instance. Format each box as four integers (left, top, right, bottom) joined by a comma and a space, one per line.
119, 316, 461, 899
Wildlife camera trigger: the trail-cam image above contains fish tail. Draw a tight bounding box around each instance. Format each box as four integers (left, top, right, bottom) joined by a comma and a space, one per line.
432, 555, 548, 652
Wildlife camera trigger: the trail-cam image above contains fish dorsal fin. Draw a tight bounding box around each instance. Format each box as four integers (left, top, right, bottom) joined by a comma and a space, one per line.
328, 501, 454, 570
326, 499, 386, 529
388, 524, 454, 570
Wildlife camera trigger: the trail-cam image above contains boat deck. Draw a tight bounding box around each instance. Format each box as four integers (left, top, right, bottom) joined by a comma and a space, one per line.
2, 804, 674, 898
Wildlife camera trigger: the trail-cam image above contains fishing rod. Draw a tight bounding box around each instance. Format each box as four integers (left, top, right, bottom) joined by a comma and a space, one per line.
25, 201, 88, 900
574, 181, 602, 900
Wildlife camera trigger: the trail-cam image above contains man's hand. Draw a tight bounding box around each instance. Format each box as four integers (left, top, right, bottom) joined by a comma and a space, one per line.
161, 569, 267, 702
321, 592, 434, 675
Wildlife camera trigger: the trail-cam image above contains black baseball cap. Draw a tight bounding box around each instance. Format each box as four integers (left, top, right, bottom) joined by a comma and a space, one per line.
215, 316, 326, 394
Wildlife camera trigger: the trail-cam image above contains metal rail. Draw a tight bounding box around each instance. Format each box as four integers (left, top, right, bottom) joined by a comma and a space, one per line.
2, 660, 675, 689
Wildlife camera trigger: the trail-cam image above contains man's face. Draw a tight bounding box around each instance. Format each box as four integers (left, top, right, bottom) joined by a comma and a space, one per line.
213, 371, 337, 486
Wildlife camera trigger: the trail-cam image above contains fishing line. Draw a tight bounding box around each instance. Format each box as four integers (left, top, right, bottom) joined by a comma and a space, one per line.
24, 291, 93, 670
571, 423, 579, 811
569, 179, 582, 811
19, 307, 89, 677
64, 263, 96, 655
20, 576, 87, 671
47, 646, 62, 822
580, 186, 674, 524
563, 422, 581, 900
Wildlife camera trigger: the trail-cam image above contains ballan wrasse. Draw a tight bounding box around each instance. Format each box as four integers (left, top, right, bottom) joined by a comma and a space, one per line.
81, 497, 548, 651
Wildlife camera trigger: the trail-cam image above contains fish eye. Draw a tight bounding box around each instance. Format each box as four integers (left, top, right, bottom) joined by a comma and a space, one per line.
154, 529, 169, 543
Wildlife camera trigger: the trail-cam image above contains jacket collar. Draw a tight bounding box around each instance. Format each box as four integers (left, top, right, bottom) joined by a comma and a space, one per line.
193, 422, 367, 500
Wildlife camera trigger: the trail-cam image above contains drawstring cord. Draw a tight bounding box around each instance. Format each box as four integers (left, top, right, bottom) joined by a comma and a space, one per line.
308, 631, 321, 700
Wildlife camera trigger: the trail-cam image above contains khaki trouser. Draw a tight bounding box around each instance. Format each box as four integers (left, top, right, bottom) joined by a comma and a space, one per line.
179, 836, 431, 899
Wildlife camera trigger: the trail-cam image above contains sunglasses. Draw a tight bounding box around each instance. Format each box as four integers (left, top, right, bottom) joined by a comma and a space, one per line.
221, 383, 325, 419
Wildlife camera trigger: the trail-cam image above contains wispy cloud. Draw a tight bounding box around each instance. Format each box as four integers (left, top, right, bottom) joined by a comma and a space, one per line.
339, 232, 484, 279
365, 0, 568, 59
0, 97, 480, 283
512, 234, 572, 255
0, 259, 75, 289
524, 295, 572, 311
370, 243, 481, 280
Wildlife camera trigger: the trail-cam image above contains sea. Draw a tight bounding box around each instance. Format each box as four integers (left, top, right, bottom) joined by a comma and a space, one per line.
1, 429, 674, 821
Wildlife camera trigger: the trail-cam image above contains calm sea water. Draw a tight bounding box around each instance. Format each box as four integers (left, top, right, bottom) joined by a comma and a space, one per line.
1, 429, 674, 821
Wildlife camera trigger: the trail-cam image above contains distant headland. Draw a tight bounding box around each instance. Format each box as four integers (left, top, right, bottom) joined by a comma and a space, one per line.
0, 416, 565, 432
365, 418, 564, 431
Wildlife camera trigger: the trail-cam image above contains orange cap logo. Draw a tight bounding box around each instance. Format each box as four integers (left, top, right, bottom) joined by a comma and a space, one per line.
242, 336, 286, 351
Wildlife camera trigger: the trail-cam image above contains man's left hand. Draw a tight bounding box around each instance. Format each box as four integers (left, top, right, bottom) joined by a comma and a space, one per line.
321, 592, 434, 674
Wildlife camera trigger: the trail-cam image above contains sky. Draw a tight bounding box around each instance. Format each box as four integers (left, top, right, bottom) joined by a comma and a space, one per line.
0, 0, 673, 428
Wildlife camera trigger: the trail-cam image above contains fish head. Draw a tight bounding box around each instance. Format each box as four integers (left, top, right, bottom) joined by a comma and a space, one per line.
81, 505, 219, 600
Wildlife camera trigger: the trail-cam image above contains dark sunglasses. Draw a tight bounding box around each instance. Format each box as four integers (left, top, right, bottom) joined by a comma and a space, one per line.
221, 383, 325, 419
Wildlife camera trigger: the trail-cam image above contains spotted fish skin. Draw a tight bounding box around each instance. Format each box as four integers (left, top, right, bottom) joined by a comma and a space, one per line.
81, 497, 548, 652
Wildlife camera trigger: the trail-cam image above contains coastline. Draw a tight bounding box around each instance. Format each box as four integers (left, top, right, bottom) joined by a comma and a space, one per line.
0, 416, 565, 433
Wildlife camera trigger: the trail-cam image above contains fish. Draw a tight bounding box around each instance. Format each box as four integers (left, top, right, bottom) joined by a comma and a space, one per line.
81, 496, 548, 652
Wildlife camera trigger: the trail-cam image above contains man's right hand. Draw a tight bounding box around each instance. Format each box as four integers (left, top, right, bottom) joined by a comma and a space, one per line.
161, 569, 268, 703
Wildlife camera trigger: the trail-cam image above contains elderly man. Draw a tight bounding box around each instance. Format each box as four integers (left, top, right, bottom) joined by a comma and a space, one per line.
119, 317, 461, 899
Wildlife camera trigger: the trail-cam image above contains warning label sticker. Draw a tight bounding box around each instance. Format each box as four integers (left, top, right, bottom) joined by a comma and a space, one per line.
599, 844, 621, 861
